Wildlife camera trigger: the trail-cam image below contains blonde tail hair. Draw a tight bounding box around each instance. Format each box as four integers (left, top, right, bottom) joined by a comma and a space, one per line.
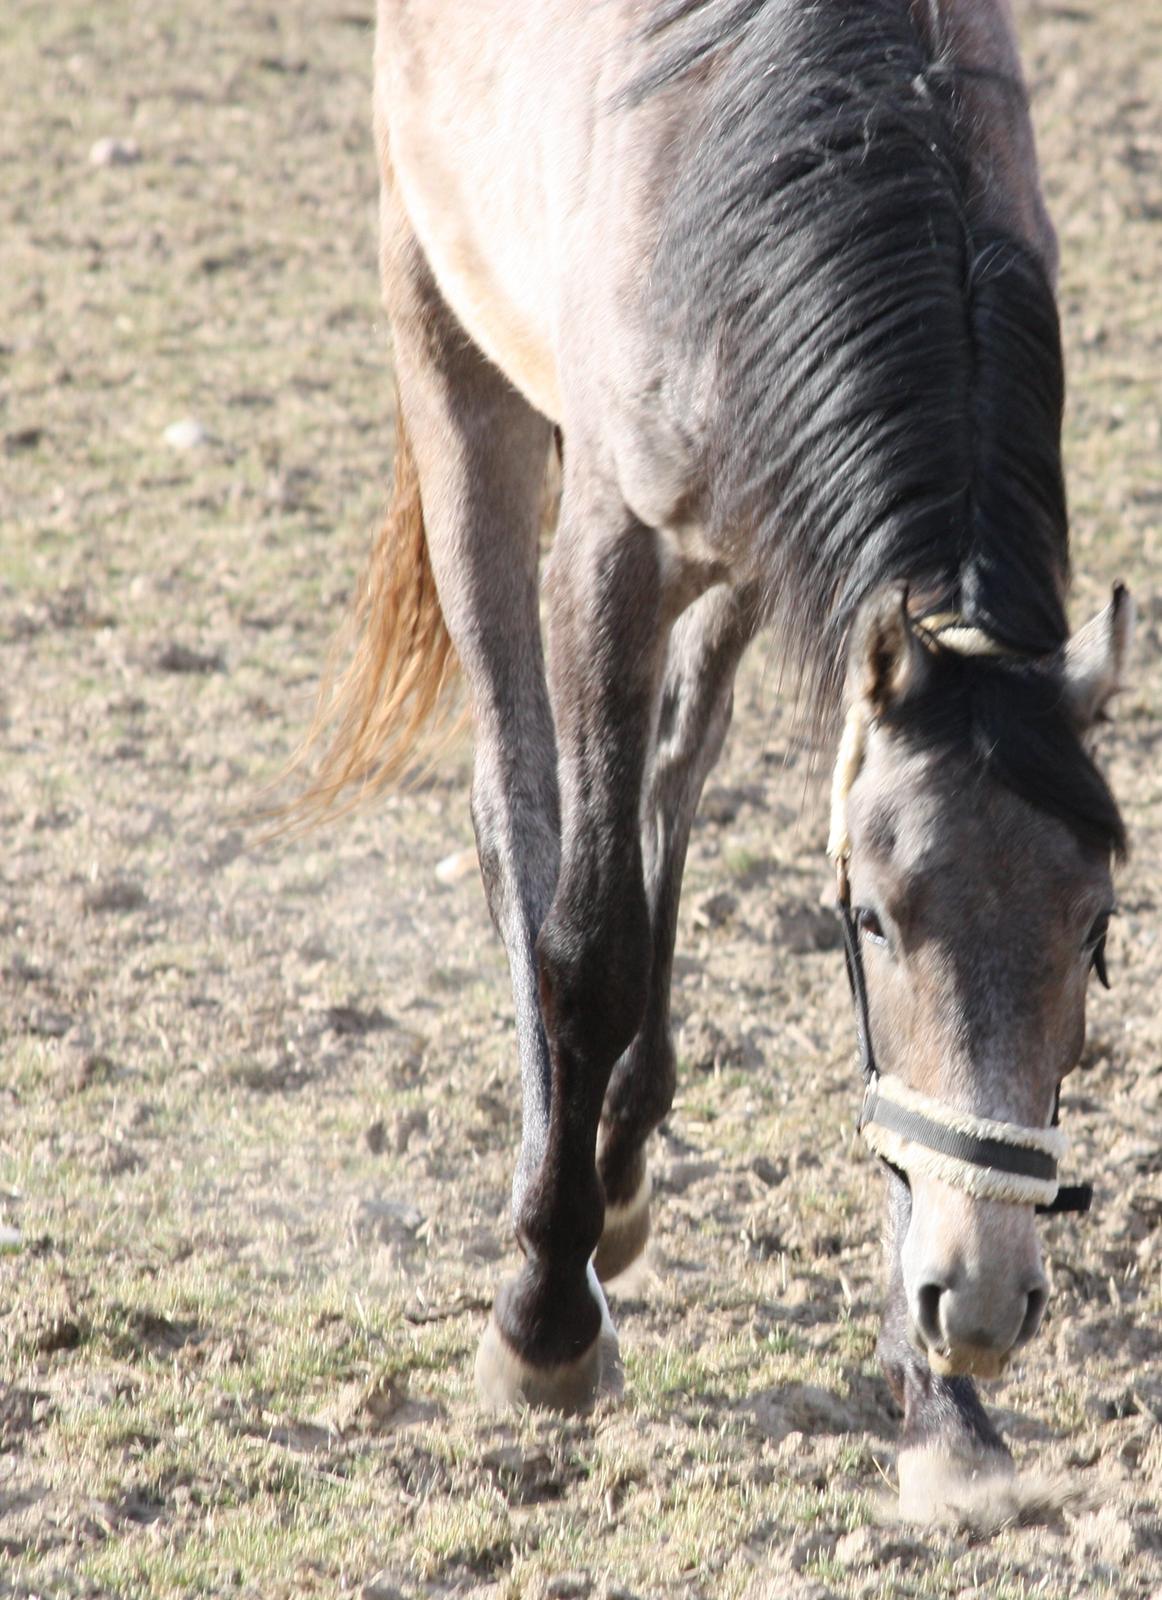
275, 402, 463, 830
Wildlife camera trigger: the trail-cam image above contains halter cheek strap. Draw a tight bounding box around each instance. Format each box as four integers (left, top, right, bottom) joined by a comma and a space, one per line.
830, 612, 1093, 1217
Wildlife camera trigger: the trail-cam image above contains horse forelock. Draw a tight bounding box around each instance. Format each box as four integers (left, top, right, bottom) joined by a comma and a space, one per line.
880, 655, 1127, 861
638, 0, 1070, 747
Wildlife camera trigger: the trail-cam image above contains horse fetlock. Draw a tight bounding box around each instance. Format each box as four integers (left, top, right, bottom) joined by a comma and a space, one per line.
496, 1256, 604, 1361
475, 1315, 606, 1414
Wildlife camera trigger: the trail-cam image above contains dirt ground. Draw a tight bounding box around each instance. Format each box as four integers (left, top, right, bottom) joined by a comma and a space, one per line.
1, 1, 1160, 1596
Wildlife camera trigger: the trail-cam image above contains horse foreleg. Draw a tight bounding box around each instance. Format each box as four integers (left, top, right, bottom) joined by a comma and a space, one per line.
476, 474, 675, 1411
592, 582, 758, 1281
377, 207, 570, 1410
878, 1172, 1014, 1521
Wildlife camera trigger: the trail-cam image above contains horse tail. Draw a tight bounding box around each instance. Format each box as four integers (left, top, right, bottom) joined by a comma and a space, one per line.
276, 399, 463, 829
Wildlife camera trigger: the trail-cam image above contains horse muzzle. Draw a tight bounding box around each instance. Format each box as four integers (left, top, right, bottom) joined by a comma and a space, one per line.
902, 1182, 1050, 1379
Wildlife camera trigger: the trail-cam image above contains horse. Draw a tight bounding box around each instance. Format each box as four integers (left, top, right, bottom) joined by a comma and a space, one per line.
293, 0, 1133, 1518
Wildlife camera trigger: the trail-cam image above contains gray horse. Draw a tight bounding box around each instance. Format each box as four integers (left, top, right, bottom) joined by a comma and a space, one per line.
293, 0, 1131, 1519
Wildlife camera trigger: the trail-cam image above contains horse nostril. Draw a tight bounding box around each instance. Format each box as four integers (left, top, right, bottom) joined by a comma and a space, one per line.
914, 1282, 946, 1350
1016, 1285, 1048, 1348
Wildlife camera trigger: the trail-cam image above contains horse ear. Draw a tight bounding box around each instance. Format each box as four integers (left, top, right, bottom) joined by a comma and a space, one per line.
1063, 583, 1134, 731
848, 583, 929, 716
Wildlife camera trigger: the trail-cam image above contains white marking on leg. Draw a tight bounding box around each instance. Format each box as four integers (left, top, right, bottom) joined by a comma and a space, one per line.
602, 1165, 652, 1229
586, 1260, 616, 1340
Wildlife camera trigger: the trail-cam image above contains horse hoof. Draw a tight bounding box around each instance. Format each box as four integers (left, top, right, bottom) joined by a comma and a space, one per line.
475, 1262, 622, 1413
475, 1315, 607, 1413
897, 1444, 1015, 1525
593, 1168, 651, 1283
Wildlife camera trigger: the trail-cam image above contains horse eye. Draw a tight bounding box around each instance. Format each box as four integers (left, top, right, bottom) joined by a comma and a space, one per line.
856, 907, 887, 946
1085, 911, 1114, 989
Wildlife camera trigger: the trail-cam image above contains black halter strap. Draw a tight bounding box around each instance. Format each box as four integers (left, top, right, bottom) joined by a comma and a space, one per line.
835, 874, 1092, 1217
837, 886, 876, 1084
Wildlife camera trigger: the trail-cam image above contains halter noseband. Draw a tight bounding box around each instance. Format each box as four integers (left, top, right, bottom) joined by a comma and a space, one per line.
830, 614, 1092, 1217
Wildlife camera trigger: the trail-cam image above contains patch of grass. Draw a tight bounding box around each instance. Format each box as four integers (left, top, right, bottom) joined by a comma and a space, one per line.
724, 846, 762, 881
626, 1340, 727, 1411
411, 1496, 514, 1583
757, 1326, 806, 1357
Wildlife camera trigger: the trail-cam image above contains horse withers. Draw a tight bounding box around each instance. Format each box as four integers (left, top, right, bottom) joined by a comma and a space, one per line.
293, 0, 1131, 1517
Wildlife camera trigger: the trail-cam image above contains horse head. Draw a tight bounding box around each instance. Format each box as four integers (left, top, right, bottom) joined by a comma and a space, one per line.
832, 582, 1132, 1378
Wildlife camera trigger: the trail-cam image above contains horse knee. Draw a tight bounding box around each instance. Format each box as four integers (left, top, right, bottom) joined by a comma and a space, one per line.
536, 887, 652, 1073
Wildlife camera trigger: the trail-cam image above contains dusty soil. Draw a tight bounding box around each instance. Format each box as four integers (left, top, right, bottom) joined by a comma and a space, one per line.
1, 1, 1159, 1596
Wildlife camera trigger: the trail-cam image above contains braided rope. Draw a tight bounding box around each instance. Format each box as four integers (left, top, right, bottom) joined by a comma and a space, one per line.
825, 701, 868, 865
913, 611, 1020, 659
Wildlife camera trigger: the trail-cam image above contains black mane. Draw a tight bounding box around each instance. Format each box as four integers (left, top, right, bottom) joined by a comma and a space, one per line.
634, 0, 1123, 855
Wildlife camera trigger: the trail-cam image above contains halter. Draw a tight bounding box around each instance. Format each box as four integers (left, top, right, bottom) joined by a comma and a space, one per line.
830, 613, 1092, 1216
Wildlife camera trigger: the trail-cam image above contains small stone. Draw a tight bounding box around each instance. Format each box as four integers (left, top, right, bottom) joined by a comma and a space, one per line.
163, 417, 210, 450
0, 1386, 52, 1444
692, 890, 737, 929
0, 1226, 21, 1254
324, 1003, 391, 1037
4, 426, 45, 453
89, 136, 140, 167
392, 1108, 428, 1155
4, 954, 44, 983
27, 1010, 73, 1039
750, 1154, 788, 1188
364, 1120, 387, 1155
434, 846, 478, 885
